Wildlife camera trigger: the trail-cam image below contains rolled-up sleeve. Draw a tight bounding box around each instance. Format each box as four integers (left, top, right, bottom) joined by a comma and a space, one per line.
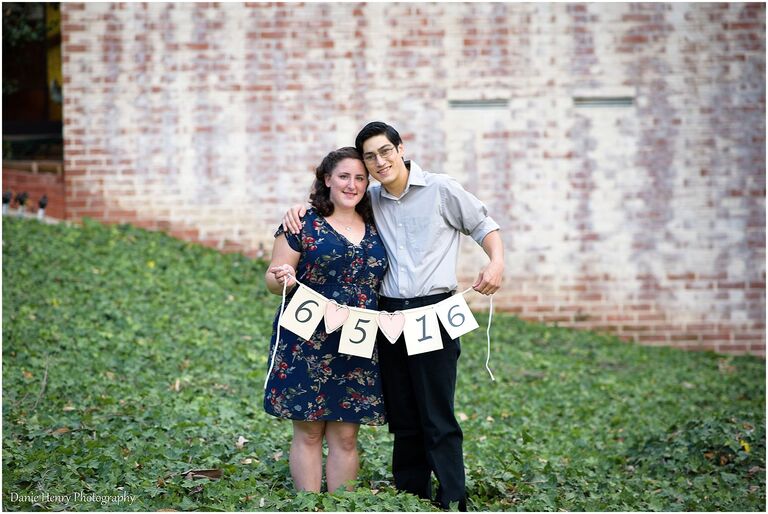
439, 177, 500, 246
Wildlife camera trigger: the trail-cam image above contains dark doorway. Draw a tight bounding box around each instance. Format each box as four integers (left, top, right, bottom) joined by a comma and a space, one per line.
3, 2, 63, 161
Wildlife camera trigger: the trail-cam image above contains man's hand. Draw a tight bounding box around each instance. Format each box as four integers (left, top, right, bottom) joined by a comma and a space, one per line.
283, 204, 308, 234
473, 230, 504, 295
472, 260, 504, 295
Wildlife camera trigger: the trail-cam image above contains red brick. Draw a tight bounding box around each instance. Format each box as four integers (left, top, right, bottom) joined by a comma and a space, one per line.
55, 2, 765, 357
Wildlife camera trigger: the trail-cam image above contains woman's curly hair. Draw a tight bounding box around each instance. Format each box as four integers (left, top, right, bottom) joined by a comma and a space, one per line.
309, 147, 374, 224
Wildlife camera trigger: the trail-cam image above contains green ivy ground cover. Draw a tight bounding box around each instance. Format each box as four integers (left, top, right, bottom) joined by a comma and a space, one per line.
2, 216, 765, 512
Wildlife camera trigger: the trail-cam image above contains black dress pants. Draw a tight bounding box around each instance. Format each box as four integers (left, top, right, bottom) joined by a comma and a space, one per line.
377, 293, 466, 511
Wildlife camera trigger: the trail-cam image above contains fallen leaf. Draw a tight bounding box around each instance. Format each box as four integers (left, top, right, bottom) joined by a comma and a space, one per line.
63, 405, 76, 412
457, 412, 469, 422
52, 427, 70, 435
182, 468, 223, 480
240, 458, 253, 465
259, 498, 265, 508
23, 370, 33, 379
486, 416, 495, 422
236, 435, 249, 449
272, 450, 283, 461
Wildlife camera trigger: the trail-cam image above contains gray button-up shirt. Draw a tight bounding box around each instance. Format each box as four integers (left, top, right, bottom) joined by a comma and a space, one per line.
370, 160, 500, 298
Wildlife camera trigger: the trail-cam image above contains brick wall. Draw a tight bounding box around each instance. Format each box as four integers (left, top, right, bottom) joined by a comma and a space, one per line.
60, 2, 765, 355
2, 166, 66, 220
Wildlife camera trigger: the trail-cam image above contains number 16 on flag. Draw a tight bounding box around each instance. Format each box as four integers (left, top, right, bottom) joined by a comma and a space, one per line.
434, 294, 479, 339
403, 306, 444, 356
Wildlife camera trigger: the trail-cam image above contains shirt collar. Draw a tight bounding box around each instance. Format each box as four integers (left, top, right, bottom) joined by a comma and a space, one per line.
380, 160, 426, 200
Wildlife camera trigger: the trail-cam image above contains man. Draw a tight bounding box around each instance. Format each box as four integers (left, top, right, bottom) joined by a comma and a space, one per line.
283, 122, 504, 509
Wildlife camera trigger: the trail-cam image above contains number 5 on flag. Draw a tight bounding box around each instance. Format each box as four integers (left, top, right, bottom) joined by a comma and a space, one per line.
338, 309, 378, 358
434, 293, 479, 339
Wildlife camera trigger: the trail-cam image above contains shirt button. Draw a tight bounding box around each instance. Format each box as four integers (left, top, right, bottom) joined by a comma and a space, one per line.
404, 300, 410, 306
399, 245, 404, 250
398, 223, 403, 227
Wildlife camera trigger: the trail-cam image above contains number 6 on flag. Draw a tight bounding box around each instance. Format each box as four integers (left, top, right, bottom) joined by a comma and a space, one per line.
434, 293, 479, 339
279, 283, 326, 340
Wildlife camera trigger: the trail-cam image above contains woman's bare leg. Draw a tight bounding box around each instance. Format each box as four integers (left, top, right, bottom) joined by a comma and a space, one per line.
290, 420, 326, 491
325, 421, 360, 492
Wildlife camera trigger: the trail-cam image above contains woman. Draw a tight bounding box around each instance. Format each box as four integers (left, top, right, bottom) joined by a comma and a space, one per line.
263, 147, 388, 493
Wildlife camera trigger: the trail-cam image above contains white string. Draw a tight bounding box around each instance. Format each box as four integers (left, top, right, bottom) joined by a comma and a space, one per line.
485, 294, 495, 381
462, 287, 495, 380
264, 273, 294, 390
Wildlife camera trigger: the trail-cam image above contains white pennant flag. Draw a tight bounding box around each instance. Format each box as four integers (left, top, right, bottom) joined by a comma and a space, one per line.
434, 293, 479, 340
338, 308, 378, 358
279, 283, 326, 340
402, 306, 444, 356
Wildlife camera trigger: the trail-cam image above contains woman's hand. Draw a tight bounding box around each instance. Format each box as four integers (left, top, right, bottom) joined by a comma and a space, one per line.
268, 264, 297, 291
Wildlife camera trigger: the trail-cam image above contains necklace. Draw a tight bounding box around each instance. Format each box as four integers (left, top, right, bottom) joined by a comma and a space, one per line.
333, 218, 357, 231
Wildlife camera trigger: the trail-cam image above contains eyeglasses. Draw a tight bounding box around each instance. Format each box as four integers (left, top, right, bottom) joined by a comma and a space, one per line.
362, 145, 396, 163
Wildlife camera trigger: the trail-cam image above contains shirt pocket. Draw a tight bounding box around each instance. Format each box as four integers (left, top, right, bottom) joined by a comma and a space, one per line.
403, 215, 433, 257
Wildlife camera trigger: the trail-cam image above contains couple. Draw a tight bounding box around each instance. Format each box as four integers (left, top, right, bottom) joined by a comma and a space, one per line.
263, 122, 504, 510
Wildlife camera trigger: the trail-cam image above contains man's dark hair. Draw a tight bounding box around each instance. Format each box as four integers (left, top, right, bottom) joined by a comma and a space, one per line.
355, 121, 403, 156
309, 147, 374, 224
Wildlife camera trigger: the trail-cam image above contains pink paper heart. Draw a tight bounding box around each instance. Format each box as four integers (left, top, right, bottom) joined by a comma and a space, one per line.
324, 301, 350, 333
377, 311, 405, 344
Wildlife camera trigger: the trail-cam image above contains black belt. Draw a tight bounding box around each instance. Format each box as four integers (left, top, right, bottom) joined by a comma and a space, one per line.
379, 291, 454, 309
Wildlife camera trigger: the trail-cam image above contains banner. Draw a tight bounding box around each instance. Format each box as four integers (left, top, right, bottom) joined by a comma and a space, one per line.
266, 277, 496, 389
279, 282, 481, 355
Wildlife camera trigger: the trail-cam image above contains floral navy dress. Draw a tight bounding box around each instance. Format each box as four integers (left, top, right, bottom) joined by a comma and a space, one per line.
264, 208, 388, 425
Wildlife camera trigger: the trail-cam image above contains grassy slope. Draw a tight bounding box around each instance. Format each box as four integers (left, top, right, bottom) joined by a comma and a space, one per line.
2, 217, 765, 511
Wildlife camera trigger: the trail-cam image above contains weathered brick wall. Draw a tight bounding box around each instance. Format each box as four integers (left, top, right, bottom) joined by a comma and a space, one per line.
2, 167, 66, 220
60, 2, 765, 355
